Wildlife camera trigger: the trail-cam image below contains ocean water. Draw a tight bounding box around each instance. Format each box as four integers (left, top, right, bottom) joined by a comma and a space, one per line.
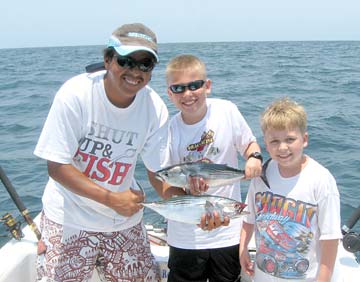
0, 41, 359, 249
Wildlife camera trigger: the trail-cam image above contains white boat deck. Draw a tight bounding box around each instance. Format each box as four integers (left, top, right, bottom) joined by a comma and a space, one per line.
0, 220, 359, 281
0, 222, 170, 282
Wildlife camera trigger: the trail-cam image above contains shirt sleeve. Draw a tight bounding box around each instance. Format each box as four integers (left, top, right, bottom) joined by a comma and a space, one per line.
140, 94, 169, 172
317, 172, 343, 240
229, 101, 256, 156
34, 81, 84, 164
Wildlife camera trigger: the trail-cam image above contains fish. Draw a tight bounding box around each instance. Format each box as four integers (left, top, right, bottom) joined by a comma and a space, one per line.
142, 195, 248, 224
155, 162, 245, 188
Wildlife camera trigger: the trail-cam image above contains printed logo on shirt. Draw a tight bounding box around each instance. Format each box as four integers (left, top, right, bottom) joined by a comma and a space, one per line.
187, 130, 214, 152
183, 130, 219, 162
73, 121, 138, 185
254, 191, 317, 279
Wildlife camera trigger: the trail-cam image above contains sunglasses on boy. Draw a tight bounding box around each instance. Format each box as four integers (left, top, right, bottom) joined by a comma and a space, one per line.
169, 80, 205, 94
114, 55, 156, 72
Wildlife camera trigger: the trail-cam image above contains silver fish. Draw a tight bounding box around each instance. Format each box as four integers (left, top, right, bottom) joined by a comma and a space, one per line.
155, 162, 245, 188
142, 195, 248, 224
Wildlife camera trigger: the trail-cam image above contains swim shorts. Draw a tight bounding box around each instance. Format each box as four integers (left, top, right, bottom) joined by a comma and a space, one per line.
37, 211, 160, 281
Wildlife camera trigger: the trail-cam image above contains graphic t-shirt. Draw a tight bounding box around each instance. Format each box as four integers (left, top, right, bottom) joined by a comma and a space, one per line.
165, 98, 256, 249
245, 158, 342, 281
34, 71, 168, 231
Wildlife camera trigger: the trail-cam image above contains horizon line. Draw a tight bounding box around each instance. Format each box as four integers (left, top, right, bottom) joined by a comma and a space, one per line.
1, 39, 360, 50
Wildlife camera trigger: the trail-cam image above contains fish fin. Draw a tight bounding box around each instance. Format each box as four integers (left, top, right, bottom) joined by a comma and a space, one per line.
205, 200, 215, 210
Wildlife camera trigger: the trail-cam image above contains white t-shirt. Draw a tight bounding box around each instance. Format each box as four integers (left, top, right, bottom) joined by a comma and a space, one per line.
34, 71, 169, 231
165, 98, 256, 249
244, 157, 342, 281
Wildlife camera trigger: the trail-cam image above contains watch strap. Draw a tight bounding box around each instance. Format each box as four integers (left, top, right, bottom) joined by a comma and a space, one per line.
248, 152, 263, 163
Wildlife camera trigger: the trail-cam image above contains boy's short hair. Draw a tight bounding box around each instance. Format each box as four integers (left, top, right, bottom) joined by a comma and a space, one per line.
261, 97, 307, 134
166, 54, 207, 82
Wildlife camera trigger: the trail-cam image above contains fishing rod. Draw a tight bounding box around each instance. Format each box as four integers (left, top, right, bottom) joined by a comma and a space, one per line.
342, 205, 360, 253
0, 165, 41, 241
85, 62, 105, 73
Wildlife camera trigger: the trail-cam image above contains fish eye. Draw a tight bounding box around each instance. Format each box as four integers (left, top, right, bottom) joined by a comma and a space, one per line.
234, 203, 241, 210
234, 203, 246, 212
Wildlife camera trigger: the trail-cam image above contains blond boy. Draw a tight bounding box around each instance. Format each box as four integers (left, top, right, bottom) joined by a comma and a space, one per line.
160, 54, 262, 282
240, 97, 342, 281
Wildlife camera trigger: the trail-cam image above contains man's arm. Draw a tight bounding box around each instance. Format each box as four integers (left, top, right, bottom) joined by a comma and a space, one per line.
47, 161, 144, 217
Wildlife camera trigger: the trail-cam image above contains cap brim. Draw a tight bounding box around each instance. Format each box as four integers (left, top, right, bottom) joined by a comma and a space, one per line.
113, 45, 159, 62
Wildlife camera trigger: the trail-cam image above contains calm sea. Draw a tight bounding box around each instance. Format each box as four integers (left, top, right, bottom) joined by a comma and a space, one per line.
1, 41, 359, 249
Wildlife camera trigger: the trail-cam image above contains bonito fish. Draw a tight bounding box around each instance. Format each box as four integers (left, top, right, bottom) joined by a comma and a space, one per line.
155, 162, 245, 188
142, 195, 248, 224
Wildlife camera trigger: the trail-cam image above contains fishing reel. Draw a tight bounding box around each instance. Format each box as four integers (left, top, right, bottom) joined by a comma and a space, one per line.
1, 213, 24, 240
341, 206, 360, 253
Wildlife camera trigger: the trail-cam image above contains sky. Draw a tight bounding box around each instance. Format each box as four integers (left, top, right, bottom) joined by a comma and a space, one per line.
1, 0, 359, 49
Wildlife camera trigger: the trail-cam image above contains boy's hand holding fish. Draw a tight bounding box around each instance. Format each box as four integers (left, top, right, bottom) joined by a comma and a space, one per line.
185, 176, 229, 230
150, 162, 250, 230
186, 175, 209, 195
244, 156, 263, 179
155, 162, 246, 189
141, 195, 248, 226
199, 209, 230, 231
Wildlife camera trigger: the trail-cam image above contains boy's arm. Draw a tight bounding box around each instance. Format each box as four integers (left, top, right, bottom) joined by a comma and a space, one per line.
317, 239, 339, 282
244, 141, 262, 159
239, 221, 255, 276
244, 142, 262, 179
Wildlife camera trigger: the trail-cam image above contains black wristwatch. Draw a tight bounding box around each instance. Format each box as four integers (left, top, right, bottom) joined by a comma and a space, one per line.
248, 152, 263, 163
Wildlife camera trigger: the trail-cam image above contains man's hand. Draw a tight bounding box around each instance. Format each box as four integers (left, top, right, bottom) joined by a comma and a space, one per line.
107, 188, 145, 217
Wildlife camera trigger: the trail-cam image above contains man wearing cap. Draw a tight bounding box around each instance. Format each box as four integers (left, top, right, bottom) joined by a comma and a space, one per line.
34, 23, 166, 281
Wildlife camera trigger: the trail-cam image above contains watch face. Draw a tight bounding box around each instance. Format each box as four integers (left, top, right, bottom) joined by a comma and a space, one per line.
249, 152, 263, 162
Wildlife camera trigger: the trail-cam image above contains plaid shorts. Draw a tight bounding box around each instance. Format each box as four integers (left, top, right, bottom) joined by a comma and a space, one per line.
37, 212, 160, 282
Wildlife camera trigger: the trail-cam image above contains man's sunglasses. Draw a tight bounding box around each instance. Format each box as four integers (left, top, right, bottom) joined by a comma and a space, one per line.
115, 55, 155, 72
169, 80, 205, 94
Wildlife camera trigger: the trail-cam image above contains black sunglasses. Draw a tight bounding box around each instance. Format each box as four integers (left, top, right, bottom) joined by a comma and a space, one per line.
115, 55, 155, 72
169, 80, 205, 94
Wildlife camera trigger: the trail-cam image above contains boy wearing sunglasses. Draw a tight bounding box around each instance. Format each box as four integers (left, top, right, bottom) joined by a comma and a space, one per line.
158, 54, 262, 282
34, 23, 168, 281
